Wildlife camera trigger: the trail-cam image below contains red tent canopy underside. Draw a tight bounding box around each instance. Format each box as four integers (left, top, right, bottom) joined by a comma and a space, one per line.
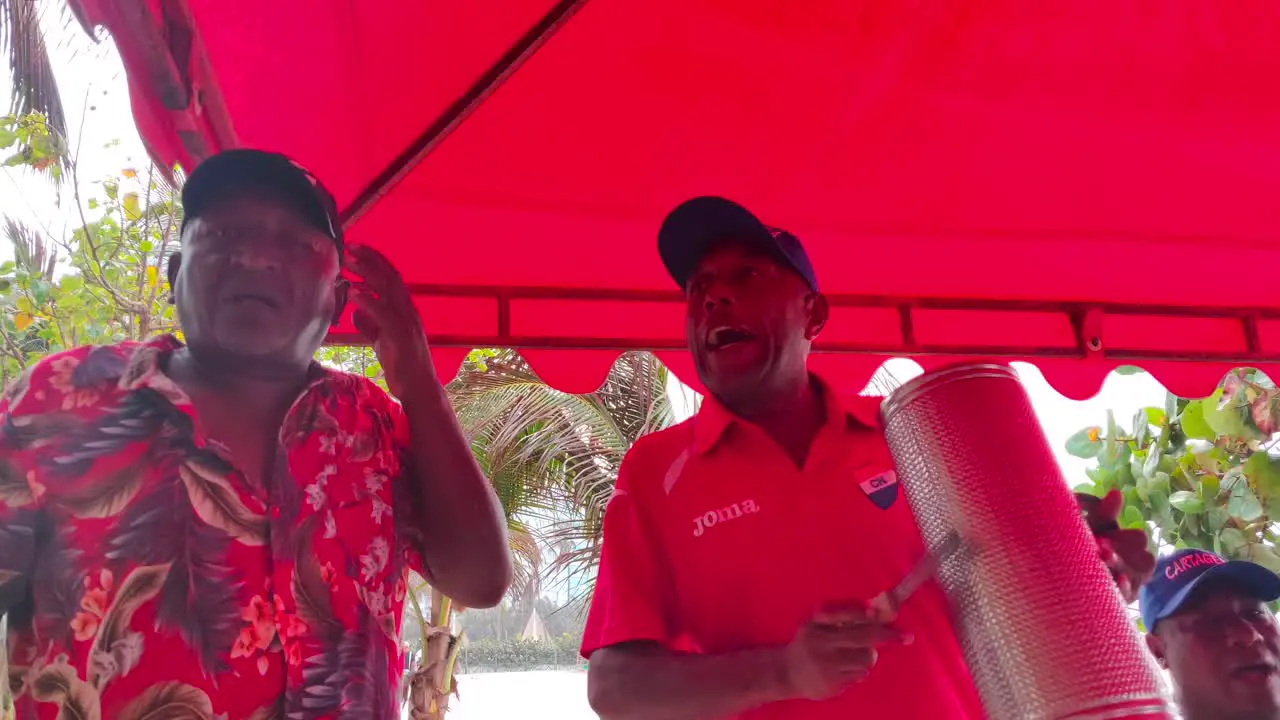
69, 0, 1280, 399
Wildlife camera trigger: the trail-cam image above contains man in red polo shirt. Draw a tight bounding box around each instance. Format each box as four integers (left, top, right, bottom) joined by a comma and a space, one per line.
582, 196, 1154, 719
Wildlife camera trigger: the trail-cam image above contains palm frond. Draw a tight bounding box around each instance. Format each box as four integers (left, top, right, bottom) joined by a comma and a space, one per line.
862, 363, 904, 397
1, 0, 69, 168
3, 213, 56, 279
447, 349, 677, 603
505, 526, 542, 606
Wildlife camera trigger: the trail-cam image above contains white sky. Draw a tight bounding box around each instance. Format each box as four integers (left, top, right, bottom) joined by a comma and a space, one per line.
2, 6, 1173, 489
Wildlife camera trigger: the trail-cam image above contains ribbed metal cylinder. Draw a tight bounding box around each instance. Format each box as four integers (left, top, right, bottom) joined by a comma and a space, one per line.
880, 363, 1172, 720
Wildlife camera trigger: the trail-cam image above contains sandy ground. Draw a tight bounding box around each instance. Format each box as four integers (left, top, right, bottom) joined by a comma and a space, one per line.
406, 671, 596, 720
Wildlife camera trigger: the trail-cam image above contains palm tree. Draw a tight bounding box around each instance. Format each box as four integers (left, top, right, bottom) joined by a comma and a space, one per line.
2, 0, 69, 137
401, 349, 677, 718
3, 214, 56, 279
1, 0, 90, 184
452, 349, 677, 602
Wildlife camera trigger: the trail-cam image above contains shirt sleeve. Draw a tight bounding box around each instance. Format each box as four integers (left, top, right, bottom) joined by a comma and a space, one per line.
580, 448, 679, 659
0, 370, 50, 613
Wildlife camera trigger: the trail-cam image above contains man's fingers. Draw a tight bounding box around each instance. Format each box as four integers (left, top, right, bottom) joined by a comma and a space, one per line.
1098, 489, 1124, 523
1110, 530, 1156, 575
347, 245, 413, 305
352, 308, 379, 342
826, 646, 877, 674
1116, 573, 1135, 603
815, 621, 913, 648
350, 287, 398, 336
813, 603, 872, 626
1098, 531, 1156, 581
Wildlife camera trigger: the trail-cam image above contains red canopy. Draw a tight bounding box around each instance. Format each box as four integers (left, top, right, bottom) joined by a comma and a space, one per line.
70, 1, 1280, 399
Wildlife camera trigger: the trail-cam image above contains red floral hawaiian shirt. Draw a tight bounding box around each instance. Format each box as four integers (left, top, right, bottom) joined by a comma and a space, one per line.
1, 335, 428, 719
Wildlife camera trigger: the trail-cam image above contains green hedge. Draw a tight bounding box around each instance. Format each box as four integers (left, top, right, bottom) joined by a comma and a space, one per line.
457, 635, 586, 673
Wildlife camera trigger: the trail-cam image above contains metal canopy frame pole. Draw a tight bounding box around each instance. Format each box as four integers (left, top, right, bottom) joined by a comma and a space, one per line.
325, 283, 1280, 365
339, 0, 592, 228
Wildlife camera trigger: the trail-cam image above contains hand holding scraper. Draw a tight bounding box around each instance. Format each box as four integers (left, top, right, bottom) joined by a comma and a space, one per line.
869, 531, 963, 622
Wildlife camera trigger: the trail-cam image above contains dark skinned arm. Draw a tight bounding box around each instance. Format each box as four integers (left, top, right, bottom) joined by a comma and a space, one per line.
346, 244, 511, 609
589, 642, 791, 720
589, 605, 906, 719
399, 375, 512, 609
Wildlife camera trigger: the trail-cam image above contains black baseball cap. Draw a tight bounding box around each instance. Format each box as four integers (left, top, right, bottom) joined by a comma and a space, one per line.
1139, 548, 1280, 631
180, 149, 343, 253
657, 196, 819, 293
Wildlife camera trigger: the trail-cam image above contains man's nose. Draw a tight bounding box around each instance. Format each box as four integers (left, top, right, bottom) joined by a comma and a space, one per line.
230, 243, 283, 271
702, 282, 735, 313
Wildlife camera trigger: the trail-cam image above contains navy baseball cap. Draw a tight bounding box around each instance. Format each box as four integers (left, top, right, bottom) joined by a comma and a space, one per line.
1139, 548, 1280, 631
181, 149, 343, 253
657, 196, 819, 293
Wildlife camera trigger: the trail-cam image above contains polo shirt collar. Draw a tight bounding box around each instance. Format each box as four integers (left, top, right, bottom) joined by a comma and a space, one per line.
693, 373, 883, 454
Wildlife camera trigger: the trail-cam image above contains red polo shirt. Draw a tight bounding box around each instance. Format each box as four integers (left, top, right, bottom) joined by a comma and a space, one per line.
582, 377, 984, 719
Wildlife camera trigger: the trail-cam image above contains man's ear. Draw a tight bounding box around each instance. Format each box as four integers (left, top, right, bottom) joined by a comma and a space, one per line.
1145, 630, 1168, 668
166, 252, 182, 304
331, 278, 349, 327
804, 292, 830, 341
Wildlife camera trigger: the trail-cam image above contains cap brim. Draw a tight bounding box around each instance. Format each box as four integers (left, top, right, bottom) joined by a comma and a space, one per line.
1154, 561, 1280, 626
657, 196, 782, 289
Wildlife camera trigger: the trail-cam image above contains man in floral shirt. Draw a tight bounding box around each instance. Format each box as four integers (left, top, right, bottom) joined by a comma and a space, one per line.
0, 150, 512, 719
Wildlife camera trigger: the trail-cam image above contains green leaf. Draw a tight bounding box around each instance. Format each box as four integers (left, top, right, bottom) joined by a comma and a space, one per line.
1116, 463, 1135, 490
1206, 506, 1231, 533
1086, 466, 1115, 485
1121, 505, 1145, 530
1143, 446, 1161, 480
1150, 471, 1172, 495
1227, 483, 1265, 522
1250, 545, 1280, 574
1170, 490, 1204, 514
1129, 453, 1147, 484
1149, 489, 1171, 522
1102, 410, 1122, 464
1179, 399, 1216, 440
1222, 467, 1247, 493
1135, 468, 1150, 502
1244, 452, 1280, 501
1065, 427, 1103, 459
1219, 528, 1249, 558
1132, 409, 1151, 447
87, 198, 98, 210
1114, 365, 1145, 376
1073, 482, 1106, 498
1203, 389, 1260, 440
1144, 407, 1167, 427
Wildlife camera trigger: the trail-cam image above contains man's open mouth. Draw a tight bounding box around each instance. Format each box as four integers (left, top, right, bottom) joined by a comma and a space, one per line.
1232, 661, 1279, 681
706, 326, 755, 350
226, 292, 279, 309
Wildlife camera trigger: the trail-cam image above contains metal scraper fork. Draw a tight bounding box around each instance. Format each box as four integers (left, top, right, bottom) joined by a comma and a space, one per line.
869, 531, 963, 621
